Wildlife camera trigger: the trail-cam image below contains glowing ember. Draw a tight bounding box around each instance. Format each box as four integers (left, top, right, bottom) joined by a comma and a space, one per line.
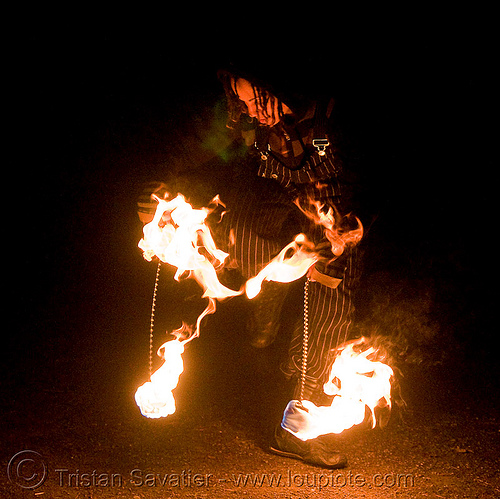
281, 337, 394, 440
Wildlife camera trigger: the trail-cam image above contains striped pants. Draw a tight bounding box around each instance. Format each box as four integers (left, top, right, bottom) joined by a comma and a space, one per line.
214, 175, 359, 385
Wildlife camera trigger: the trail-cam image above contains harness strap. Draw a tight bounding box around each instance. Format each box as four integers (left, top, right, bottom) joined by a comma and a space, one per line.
312, 98, 331, 157
254, 98, 332, 169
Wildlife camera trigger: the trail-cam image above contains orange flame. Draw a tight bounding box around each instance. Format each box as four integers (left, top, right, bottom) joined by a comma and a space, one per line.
135, 193, 320, 418
135, 325, 189, 419
135, 192, 389, 427
139, 194, 241, 300
245, 234, 319, 299
282, 337, 394, 440
135, 194, 240, 419
294, 197, 363, 257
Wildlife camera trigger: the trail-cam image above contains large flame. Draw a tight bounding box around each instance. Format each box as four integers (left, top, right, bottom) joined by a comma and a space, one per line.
135, 194, 235, 419
139, 194, 241, 300
135, 193, 319, 418
135, 192, 392, 434
281, 337, 394, 440
135, 325, 189, 419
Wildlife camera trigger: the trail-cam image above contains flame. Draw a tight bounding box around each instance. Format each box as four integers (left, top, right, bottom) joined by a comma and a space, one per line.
135, 193, 323, 418
245, 234, 319, 299
138, 194, 241, 300
294, 197, 363, 257
135, 325, 189, 419
281, 337, 394, 440
135, 194, 234, 418
135, 192, 376, 422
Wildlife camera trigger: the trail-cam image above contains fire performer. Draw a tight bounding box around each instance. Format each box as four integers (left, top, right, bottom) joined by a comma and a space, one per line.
138, 65, 364, 468
214, 67, 362, 468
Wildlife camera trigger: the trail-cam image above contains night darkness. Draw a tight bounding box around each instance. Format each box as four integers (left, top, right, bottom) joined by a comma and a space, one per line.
3, 26, 498, 498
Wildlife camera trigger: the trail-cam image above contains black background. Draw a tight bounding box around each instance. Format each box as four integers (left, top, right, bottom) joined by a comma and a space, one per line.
5, 23, 496, 400
2, 21, 498, 497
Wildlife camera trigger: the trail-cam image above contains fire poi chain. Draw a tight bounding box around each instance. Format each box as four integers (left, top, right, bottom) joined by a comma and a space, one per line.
134, 193, 393, 440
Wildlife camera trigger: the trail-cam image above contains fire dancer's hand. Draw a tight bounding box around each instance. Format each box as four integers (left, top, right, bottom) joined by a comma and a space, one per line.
137, 181, 169, 224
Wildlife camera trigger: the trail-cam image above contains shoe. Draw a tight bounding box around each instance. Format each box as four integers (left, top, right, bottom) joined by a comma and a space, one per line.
270, 425, 347, 469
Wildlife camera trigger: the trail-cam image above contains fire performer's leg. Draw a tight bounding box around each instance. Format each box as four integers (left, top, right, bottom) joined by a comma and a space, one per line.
213, 179, 299, 346
270, 249, 357, 469
215, 179, 295, 274
212, 184, 354, 468
283, 248, 359, 403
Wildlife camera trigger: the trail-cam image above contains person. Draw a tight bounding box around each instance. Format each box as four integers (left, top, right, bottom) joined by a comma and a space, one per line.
138, 64, 363, 468
214, 67, 363, 468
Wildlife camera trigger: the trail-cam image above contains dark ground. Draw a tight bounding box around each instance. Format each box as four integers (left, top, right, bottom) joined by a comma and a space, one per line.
3, 29, 498, 498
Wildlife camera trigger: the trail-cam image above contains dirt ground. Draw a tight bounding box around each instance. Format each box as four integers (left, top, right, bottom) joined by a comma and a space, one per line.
4, 33, 497, 498
2, 229, 499, 498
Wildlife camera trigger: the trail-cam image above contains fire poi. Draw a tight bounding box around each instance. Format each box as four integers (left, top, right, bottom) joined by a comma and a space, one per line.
134, 192, 394, 438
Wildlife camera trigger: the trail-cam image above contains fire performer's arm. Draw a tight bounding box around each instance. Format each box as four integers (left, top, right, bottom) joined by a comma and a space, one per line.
286, 105, 363, 290
137, 181, 169, 225
302, 179, 362, 290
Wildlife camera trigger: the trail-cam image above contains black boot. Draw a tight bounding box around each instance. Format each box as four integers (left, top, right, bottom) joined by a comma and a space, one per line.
270, 425, 347, 469
269, 375, 347, 469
